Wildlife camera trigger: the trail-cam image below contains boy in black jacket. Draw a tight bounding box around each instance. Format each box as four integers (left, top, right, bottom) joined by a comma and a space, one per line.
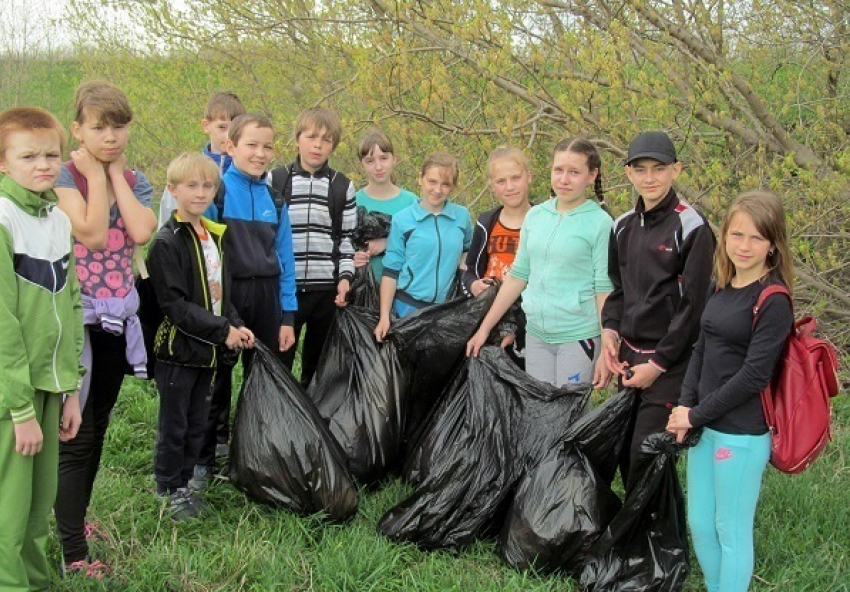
147, 153, 254, 519
601, 131, 715, 484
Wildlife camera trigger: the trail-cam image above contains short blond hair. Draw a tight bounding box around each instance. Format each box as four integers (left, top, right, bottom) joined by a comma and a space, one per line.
420, 151, 459, 186
0, 107, 66, 159
294, 107, 342, 149
166, 152, 221, 187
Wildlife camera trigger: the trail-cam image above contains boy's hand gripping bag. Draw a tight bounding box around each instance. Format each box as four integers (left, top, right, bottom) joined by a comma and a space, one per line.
579, 431, 697, 592
308, 305, 410, 484
499, 389, 638, 574
228, 341, 358, 522
378, 346, 590, 550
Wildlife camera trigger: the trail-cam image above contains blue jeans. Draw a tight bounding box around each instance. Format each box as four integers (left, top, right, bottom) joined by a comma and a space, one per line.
687, 427, 771, 592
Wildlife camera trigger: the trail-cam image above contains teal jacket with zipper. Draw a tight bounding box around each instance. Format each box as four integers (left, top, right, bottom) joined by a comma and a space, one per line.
382, 200, 473, 307
510, 198, 612, 343
0, 175, 84, 424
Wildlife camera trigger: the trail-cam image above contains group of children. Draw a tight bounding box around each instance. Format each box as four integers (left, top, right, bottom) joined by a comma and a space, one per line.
0, 79, 794, 592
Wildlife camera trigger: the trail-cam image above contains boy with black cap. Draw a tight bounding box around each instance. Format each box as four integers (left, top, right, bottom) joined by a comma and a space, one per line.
601, 130, 715, 483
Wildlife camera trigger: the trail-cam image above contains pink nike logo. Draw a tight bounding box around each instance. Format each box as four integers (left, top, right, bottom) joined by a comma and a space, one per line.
715, 448, 733, 462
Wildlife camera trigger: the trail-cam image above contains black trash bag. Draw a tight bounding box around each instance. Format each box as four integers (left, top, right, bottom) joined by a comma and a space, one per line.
308, 306, 410, 484
348, 264, 379, 310
499, 390, 638, 573
353, 206, 392, 249
579, 431, 694, 592
378, 346, 590, 550
389, 287, 499, 451
228, 341, 359, 522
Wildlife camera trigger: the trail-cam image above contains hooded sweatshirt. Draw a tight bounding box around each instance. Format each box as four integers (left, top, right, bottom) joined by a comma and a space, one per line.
510, 198, 612, 343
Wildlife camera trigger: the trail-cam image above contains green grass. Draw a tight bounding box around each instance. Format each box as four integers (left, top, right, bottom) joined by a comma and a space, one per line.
46, 375, 848, 591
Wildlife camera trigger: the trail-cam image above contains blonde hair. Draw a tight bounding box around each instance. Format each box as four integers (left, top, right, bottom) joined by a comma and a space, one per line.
487, 146, 530, 178
715, 190, 794, 296
205, 92, 245, 121
73, 80, 133, 126
420, 151, 459, 186
228, 113, 274, 146
294, 107, 342, 149
166, 152, 221, 187
0, 107, 66, 158
357, 128, 394, 159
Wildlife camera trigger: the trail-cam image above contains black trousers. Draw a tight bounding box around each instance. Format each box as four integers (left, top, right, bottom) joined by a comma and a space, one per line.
616, 341, 689, 488
55, 330, 126, 563
281, 289, 337, 389
200, 277, 282, 467
154, 362, 215, 492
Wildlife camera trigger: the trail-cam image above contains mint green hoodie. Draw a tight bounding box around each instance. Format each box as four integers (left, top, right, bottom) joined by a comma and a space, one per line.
510, 198, 612, 343
0, 175, 84, 424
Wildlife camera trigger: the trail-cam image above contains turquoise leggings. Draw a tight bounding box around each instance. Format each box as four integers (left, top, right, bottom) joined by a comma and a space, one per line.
687, 427, 771, 592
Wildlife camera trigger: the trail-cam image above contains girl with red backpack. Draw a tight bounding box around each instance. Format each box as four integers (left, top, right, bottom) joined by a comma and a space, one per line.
666, 190, 794, 592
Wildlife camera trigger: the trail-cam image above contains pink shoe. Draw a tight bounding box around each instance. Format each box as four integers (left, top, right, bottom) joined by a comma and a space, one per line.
84, 521, 108, 541
62, 556, 110, 580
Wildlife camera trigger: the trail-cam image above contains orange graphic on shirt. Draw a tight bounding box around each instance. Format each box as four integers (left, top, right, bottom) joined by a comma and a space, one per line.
486, 220, 520, 282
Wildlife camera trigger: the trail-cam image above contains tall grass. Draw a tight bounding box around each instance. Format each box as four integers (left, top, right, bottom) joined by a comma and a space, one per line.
45, 373, 848, 591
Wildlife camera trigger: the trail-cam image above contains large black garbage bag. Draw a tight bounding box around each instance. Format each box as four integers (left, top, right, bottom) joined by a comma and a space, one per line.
348, 265, 379, 310
228, 342, 359, 522
579, 431, 693, 592
389, 288, 499, 451
308, 306, 410, 484
378, 346, 590, 549
499, 390, 638, 573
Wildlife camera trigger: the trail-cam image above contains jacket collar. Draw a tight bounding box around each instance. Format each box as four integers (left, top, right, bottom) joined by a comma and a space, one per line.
540, 196, 600, 216
412, 199, 458, 221
203, 143, 232, 174
170, 212, 227, 237
0, 174, 58, 217
223, 164, 269, 188
635, 188, 678, 223
292, 157, 331, 178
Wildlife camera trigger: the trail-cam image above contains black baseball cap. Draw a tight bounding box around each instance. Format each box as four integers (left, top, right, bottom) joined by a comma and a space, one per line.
626, 131, 677, 165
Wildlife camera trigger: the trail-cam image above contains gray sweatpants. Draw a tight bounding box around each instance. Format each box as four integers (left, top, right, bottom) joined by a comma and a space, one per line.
524, 334, 600, 388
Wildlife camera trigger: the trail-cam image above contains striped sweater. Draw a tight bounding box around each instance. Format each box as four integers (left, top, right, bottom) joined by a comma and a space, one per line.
272, 159, 356, 291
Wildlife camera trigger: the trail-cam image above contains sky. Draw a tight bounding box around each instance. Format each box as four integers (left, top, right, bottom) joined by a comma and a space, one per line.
2, 0, 79, 54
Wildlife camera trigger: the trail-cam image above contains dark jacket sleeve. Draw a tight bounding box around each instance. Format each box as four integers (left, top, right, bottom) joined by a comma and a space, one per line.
679, 328, 705, 407
462, 219, 489, 296
147, 234, 231, 346
601, 226, 622, 334
652, 223, 716, 370
688, 293, 793, 428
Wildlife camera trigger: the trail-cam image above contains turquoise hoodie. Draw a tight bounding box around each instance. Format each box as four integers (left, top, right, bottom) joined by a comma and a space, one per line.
510, 198, 612, 343
0, 175, 84, 424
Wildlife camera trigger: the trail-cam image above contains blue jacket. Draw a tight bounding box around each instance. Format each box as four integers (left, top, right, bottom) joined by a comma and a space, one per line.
204, 166, 297, 323
383, 200, 473, 306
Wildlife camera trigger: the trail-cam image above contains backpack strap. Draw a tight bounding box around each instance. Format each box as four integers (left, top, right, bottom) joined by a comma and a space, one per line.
65, 161, 136, 197
752, 284, 793, 330
213, 183, 226, 219
270, 164, 293, 217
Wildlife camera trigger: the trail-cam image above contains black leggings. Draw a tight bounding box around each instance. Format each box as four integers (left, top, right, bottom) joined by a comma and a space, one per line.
55, 330, 126, 563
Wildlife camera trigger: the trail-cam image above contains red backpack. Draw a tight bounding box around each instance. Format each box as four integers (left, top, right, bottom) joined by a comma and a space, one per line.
753, 285, 841, 473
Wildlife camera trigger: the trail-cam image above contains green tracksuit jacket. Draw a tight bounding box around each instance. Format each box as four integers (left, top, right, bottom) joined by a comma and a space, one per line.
0, 175, 84, 424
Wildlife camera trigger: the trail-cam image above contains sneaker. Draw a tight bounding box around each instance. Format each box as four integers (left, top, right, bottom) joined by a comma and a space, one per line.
215, 442, 229, 460
169, 488, 204, 521
188, 464, 212, 492
62, 556, 110, 579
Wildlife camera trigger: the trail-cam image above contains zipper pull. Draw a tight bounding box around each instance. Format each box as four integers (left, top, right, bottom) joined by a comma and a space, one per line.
640, 213, 644, 227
